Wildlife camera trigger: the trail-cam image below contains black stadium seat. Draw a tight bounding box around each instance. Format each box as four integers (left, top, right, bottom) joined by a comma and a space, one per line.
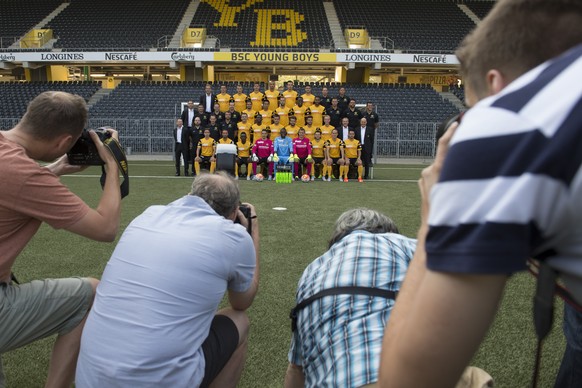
46, 0, 190, 50
333, 0, 477, 52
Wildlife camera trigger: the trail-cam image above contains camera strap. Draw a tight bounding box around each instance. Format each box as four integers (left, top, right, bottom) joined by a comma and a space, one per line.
289, 286, 397, 332
528, 258, 582, 388
100, 137, 129, 198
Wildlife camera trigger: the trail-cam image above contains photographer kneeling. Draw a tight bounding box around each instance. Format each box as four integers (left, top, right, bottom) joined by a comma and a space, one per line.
76, 172, 260, 388
0, 91, 122, 387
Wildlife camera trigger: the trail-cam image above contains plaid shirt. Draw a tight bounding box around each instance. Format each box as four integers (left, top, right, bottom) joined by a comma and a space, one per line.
288, 231, 416, 388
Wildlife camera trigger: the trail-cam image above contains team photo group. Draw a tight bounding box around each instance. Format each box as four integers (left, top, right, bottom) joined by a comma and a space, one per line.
175, 81, 379, 182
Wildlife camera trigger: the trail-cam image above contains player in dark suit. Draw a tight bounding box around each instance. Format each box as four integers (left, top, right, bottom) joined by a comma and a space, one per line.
355, 117, 375, 179
181, 100, 196, 130
336, 117, 352, 143
173, 118, 192, 176
198, 83, 216, 113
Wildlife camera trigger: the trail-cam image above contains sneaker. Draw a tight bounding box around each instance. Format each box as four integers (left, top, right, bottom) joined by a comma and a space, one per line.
311, 176, 314, 181
358, 177, 363, 183
344, 178, 349, 182
268, 175, 272, 181
235, 176, 239, 180
246, 176, 251, 181
321, 176, 326, 182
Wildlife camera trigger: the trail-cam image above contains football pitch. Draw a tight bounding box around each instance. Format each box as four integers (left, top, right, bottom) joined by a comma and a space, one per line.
5, 161, 565, 387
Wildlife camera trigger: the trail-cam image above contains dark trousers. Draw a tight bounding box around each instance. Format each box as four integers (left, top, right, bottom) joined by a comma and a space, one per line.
555, 304, 582, 387
361, 149, 372, 178
174, 142, 190, 175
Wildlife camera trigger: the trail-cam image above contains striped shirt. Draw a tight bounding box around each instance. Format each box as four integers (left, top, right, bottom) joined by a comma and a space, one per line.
426, 44, 582, 303
289, 231, 416, 388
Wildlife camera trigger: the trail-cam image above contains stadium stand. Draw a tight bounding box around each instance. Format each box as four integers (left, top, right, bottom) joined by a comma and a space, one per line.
0, 0, 62, 48
192, 0, 333, 49
464, 0, 496, 20
0, 79, 459, 124
45, 0, 190, 49
450, 85, 465, 104
0, 81, 100, 118
86, 82, 459, 123
333, 0, 476, 52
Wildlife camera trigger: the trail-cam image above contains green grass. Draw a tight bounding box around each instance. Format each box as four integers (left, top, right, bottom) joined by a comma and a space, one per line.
4, 161, 565, 387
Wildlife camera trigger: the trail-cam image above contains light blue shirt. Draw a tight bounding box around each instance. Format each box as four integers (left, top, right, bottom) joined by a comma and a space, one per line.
76, 195, 255, 387
274, 136, 293, 156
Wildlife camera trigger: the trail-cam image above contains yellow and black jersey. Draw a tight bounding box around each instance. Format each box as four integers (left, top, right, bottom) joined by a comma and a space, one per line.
268, 124, 283, 141
236, 140, 252, 157
249, 91, 265, 112
251, 124, 267, 142
311, 138, 326, 158
319, 124, 334, 142
198, 138, 216, 157
303, 125, 317, 141
237, 122, 251, 140
291, 105, 307, 127
232, 93, 248, 112
242, 109, 256, 125
264, 90, 280, 111
325, 138, 345, 158
274, 106, 290, 127
285, 125, 300, 139
258, 109, 273, 126
218, 138, 234, 145
343, 138, 361, 159
308, 105, 326, 127
215, 93, 231, 112
300, 93, 315, 107
283, 90, 297, 109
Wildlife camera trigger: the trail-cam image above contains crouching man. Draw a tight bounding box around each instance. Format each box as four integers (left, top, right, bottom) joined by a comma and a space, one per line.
285, 208, 416, 388
76, 172, 260, 387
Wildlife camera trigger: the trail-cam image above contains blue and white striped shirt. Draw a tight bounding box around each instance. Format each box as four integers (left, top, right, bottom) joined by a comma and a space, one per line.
288, 231, 416, 388
427, 43, 582, 303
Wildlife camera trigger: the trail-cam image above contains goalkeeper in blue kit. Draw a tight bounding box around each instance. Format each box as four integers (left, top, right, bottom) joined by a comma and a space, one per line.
273, 128, 294, 180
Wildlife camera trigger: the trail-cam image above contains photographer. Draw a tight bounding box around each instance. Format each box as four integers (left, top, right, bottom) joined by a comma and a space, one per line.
379, 1, 582, 387
285, 208, 416, 388
76, 172, 260, 387
0, 91, 121, 387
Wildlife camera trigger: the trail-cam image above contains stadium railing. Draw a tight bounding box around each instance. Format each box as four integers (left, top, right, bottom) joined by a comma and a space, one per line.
0, 118, 439, 160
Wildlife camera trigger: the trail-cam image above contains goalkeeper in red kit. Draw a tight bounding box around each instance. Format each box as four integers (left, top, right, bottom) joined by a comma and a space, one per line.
292, 128, 312, 179
252, 129, 274, 180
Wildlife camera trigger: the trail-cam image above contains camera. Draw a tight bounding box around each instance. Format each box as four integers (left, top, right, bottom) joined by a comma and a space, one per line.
238, 204, 252, 220
67, 128, 112, 165
436, 113, 463, 142
436, 113, 461, 142
236, 204, 253, 234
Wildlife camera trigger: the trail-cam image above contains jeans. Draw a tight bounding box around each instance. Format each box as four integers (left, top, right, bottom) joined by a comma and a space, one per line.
554, 303, 582, 387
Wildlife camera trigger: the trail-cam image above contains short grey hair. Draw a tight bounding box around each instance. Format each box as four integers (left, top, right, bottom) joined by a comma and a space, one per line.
189, 172, 240, 218
328, 208, 399, 248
